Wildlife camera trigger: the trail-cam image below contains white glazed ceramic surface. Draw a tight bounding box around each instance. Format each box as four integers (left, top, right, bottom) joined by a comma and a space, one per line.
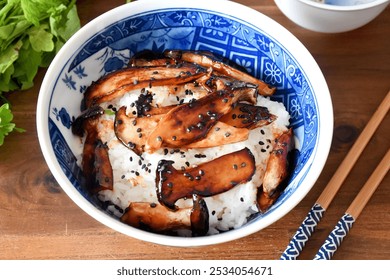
275, 0, 389, 33
37, 0, 333, 246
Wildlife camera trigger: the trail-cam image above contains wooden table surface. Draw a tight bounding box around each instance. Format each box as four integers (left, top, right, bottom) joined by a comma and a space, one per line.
0, 0, 389, 260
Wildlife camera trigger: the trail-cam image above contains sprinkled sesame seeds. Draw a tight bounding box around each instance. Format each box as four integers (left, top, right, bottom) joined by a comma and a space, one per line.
128, 142, 136, 149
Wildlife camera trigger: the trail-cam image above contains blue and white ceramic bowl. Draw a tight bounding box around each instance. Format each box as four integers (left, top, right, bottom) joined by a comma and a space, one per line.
37, 0, 333, 247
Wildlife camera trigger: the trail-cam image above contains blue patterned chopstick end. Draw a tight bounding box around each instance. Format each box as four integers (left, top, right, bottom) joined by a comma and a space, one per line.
314, 213, 355, 260
280, 203, 325, 260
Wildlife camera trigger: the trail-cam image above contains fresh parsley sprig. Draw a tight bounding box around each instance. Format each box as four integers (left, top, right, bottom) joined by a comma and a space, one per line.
0, 0, 81, 146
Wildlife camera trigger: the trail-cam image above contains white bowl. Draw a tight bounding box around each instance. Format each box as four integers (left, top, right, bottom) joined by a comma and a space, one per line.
274, 0, 389, 33
37, 0, 333, 247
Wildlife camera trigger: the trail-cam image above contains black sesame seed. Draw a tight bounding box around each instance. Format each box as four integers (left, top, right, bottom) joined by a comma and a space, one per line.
121, 175, 125, 179
136, 128, 142, 132
241, 162, 247, 167
135, 171, 140, 176
199, 169, 205, 176
233, 164, 238, 170
225, 132, 231, 137
260, 129, 265, 135
212, 210, 216, 216
195, 176, 201, 180
167, 182, 173, 188
157, 136, 162, 142
259, 141, 265, 145
150, 202, 157, 208
261, 148, 267, 153
129, 156, 133, 162
164, 148, 168, 155
172, 136, 177, 141
240, 197, 244, 202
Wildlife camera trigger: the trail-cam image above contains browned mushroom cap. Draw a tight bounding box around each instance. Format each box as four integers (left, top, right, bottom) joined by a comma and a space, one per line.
84, 63, 206, 107
120, 196, 209, 236
257, 128, 294, 212
156, 147, 256, 209
190, 194, 209, 236
164, 50, 276, 96
145, 86, 257, 153
129, 50, 176, 67
220, 103, 277, 129
71, 105, 104, 137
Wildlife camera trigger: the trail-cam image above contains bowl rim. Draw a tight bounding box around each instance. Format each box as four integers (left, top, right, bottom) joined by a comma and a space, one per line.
37, 0, 333, 247
298, 0, 390, 11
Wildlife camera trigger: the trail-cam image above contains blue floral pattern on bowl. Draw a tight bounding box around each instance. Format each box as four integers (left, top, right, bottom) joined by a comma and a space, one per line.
48, 7, 319, 225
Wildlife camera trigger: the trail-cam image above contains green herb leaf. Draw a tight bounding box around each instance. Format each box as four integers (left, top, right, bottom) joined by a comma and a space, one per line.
0, 0, 81, 145
0, 103, 25, 146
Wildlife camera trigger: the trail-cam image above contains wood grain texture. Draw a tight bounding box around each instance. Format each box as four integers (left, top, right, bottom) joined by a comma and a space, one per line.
0, 0, 389, 260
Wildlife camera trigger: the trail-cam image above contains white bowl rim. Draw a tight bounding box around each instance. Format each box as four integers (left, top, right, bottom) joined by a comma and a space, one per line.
298, 0, 389, 11
37, 0, 333, 247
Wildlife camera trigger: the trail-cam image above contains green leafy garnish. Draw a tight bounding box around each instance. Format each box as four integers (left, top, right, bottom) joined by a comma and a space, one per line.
0, 103, 25, 145
0, 0, 81, 145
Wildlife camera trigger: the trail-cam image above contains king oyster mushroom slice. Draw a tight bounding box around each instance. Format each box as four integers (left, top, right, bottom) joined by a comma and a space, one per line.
81, 118, 114, 194
84, 63, 207, 107
220, 102, 277, 129
144, 86, 257, 153
156, 147, 256, 209
115, 105, 251, 154
164, 50, 276, 96
257, 128, 294, 212
120, 195, 209, 236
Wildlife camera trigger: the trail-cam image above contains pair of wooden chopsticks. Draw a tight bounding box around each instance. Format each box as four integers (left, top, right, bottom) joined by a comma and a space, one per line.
281, 90, 390, 260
